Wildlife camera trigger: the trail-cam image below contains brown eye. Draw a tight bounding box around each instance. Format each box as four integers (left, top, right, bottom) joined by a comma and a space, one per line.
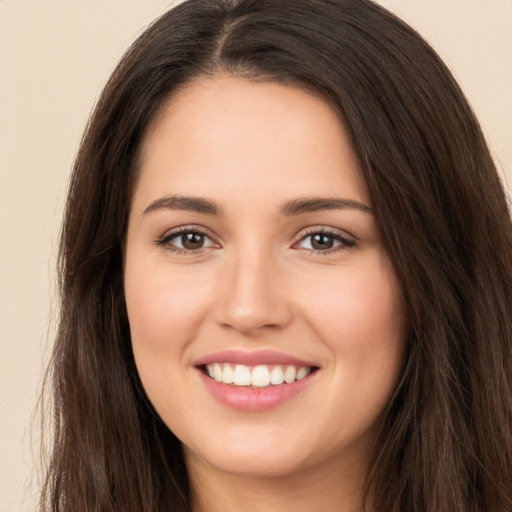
295, 230, 356, 252
311, 233, 335, 250
157, 229, 217, 252
181, 232, 205, 250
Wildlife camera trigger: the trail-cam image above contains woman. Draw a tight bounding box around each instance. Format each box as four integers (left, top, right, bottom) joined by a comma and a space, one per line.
40, 0, 512, 511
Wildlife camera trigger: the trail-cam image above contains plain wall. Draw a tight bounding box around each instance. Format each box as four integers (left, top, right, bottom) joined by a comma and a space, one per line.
0, 1, 510, 510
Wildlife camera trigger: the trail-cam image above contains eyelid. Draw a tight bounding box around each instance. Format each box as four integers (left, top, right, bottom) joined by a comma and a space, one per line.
292, 226, 357, 252
155, 224, 221, 252
154, 224, 356, 255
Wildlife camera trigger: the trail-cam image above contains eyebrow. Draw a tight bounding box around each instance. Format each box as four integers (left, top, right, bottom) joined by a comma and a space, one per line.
143, 195, 222, 216
142, 194, 372, 216
280, 197, 372, 215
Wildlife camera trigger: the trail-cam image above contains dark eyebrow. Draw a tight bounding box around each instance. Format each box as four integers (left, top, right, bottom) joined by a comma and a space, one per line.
143, 195, 222, 216
280, 197, 372, 215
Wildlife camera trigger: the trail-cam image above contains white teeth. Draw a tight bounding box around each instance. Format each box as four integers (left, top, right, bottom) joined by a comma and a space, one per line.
296, 366, 311, 380
270, 365, 285, 385
251, 365, 270, 387
204, 363, 313, 387
222, 363, 234, 384
284, 365, 296, 383
233, 365, 252, 386
213, 363, 223, 382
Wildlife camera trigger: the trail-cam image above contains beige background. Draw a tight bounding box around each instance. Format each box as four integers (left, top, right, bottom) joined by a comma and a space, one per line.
0, 1, 510, 510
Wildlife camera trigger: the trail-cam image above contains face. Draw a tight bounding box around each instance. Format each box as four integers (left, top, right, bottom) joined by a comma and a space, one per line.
124, 76, 408, 480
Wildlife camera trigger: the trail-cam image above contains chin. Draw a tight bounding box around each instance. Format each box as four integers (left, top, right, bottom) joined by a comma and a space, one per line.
184, 432, 317, 479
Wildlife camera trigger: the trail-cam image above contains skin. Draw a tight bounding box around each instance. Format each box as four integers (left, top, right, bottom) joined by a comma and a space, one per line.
124, 76, 408, 512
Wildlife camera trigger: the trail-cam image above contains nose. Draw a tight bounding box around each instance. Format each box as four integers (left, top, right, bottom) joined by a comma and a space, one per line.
214, 248, 293, 337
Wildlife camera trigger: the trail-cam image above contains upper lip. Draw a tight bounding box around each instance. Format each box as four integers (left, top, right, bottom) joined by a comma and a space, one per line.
194, 349, 318, 368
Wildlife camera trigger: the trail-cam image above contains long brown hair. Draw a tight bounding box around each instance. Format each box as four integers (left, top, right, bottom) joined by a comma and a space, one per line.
40, 0, 512, 510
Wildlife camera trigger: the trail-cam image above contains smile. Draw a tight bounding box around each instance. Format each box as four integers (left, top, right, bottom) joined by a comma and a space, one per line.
204, 363, 313, 388
194, 351, 319, 412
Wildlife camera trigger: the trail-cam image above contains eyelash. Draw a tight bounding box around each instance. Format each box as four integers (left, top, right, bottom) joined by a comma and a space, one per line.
154, 226, 217, 255
154, 226, 356, 255
294, 228, 356, 254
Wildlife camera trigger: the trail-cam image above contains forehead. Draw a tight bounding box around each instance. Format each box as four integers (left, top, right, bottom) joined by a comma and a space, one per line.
134, 75, 368, 212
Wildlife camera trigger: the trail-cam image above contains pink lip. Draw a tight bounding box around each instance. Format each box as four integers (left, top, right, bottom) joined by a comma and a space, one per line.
194, 349, 316, 367
197, 369, 317, 412
194, 350, 319, 412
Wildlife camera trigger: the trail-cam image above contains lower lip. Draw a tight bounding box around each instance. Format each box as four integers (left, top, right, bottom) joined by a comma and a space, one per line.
197, 369, 316, 412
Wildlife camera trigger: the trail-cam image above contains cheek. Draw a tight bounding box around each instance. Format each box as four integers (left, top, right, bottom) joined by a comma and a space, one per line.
124, 259, 216, 424
303, 257, 405, 344
123, 255, 217, 407
298, 252, 407, 407
125, 260, 210, 347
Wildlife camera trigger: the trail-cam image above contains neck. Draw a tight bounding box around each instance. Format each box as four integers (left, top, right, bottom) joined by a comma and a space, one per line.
186, 449, 373, 512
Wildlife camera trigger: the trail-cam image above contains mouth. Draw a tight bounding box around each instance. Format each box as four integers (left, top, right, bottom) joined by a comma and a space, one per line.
194, 350, 320, 411
199, 363, 318, 388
